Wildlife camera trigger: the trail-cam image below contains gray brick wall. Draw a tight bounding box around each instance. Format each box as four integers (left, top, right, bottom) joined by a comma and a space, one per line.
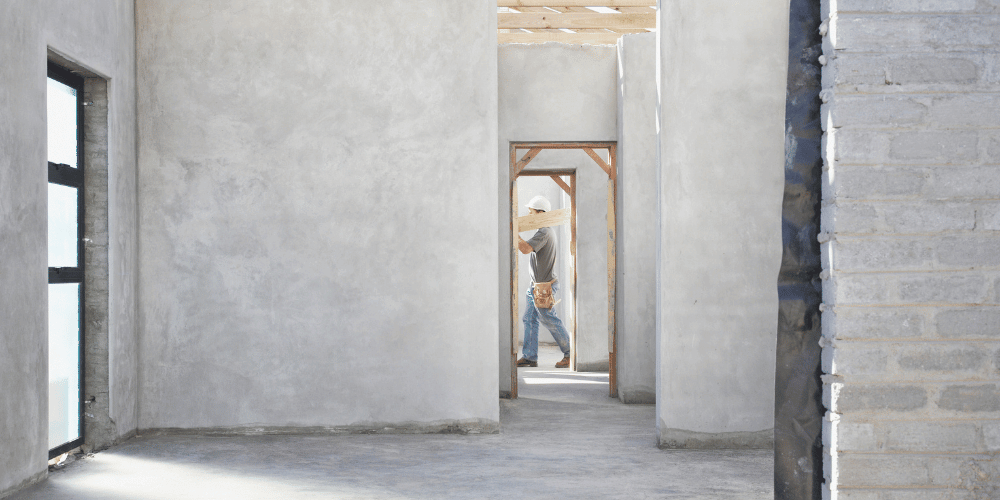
820, 0, 1000, 498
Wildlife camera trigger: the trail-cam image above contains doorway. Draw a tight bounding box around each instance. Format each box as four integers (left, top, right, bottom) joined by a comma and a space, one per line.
508, 141, 617, 399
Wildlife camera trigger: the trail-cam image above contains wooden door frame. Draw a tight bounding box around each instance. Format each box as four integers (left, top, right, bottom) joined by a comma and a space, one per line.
509, 141, 618, 399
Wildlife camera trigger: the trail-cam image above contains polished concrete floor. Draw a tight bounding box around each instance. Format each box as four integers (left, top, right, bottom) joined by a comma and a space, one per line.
12, 346, 773, 499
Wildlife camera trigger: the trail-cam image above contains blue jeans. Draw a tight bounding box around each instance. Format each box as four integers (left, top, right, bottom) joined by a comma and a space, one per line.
521, 282, 571, 361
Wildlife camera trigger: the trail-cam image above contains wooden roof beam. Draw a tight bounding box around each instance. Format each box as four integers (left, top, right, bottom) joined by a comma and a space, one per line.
498, 12, 655, 30
499, 1, 655, 6
499, 33, 622, 44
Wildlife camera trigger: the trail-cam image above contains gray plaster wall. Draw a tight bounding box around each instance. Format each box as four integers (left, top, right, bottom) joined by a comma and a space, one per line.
0, 1, 138, 496
656, 1, 789, 448
616, 33, 658, 404
136, 1, 499, 431
498, 43, 618, 386
820, 1, 1000, 496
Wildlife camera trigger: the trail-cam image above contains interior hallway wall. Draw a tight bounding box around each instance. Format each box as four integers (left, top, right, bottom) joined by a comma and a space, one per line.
616, 33, 658, 404
0, 1, 138, 496
498, 43, 618, 388
656, 1, 790, 447
136, 1, 499, 431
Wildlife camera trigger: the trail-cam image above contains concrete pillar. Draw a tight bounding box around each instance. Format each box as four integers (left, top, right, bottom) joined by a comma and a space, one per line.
655, 0, 790, 448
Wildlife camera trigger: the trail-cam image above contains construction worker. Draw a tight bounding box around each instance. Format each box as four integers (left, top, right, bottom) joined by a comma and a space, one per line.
516, 195, 571, 369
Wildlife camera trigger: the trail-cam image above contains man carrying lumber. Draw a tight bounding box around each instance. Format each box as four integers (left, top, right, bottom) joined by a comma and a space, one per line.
516, 195, 571, 369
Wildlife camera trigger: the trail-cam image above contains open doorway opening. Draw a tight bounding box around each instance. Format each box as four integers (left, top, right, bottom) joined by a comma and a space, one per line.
508, 141, 617, 399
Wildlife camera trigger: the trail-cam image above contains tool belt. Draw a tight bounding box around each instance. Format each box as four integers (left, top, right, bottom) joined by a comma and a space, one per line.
532, 279, 558, 309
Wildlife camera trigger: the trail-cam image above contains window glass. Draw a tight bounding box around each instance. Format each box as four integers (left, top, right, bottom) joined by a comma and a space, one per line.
48, 283, 81, 448
48, 183, 78, 268
47, 78, 78, 168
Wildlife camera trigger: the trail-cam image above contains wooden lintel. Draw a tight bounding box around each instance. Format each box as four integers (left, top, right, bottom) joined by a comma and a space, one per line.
500, 32, 621, 45
550, 175, 571, 195
514, 142, 614, 150
517, 208, 571, 233
499, 0, 655, 6
498, 13, 655, 30
515, 147, 543, 176
584, 147, 615, 180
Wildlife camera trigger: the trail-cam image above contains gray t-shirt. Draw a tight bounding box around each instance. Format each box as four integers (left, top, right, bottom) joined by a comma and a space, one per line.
527, 226, 558, 284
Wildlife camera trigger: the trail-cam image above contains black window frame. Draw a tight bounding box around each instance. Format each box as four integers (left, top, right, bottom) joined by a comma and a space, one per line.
47, 61, 86, 459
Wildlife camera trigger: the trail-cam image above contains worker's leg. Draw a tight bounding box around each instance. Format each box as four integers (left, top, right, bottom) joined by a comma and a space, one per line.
536, 284, 571, 357
521, 288, 540, 361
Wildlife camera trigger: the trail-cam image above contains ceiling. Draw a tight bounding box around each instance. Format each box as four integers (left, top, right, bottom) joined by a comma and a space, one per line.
498, 1, 656, 45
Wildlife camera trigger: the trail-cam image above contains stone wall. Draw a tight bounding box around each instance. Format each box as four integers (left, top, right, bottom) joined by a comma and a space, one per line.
820, 0, 1000, 496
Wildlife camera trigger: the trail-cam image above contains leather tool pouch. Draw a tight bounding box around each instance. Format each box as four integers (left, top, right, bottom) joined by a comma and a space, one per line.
532, 280, 556, 309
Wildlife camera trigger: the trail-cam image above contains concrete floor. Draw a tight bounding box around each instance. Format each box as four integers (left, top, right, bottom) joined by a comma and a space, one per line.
12, 346, 773, 499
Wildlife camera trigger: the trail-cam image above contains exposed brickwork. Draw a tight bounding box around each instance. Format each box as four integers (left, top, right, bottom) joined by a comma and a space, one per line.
821, 1, 1000, 497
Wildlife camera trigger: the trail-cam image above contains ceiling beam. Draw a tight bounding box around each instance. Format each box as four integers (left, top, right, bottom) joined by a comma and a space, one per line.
498, 1, 655, 6
499, 32, 622, 45
498, 12, 655, 30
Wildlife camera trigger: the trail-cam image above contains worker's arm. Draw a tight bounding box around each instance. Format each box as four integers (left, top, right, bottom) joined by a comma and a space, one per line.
517, 235, 533, 255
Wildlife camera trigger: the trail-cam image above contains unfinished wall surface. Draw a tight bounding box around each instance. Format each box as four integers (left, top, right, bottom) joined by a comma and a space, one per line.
616, 33, 658, 404
498, 43, 618, 386
656, 1, 789, 448
136, 1, 499, 431
820, 1, 1000, 496
0, 1, 137, 496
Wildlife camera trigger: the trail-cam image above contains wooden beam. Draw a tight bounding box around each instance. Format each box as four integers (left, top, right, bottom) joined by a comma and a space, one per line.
499, 12, 655, 30
550, 175, 571, 195
500, 32, 621, 44
499, 0, 655, 6
517, 208, 571, 233
584, 147, 615, 180
513, 141, 615, 149
514, 147, 542, 176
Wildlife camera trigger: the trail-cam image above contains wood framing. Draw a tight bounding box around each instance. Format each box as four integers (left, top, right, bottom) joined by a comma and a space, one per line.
499, 33, 622, 45
517, 208, 571, 233
550, 175, 571, 195
499, 12, 654, 30
508, 141, 618, 399
499, 1, 655, 6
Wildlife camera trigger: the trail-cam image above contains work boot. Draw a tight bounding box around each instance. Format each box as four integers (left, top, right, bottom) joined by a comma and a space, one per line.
555, 356, 570, 368
516, 357, 538, 367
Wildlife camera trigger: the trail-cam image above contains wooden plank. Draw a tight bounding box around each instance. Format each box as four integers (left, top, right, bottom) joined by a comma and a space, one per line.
517, 168, 576, 177
513, 141, 615, 150
515, 147, 542, 176
607, 144, 618, 398
584, 147, 615, 180
500, 32, 621, 45
498, 12, 655, 30
516, 208, 571, 233
570, 174, 578, 371
550, 175, 571, 195
510, 145, 519, 399
499, 0, 655, 6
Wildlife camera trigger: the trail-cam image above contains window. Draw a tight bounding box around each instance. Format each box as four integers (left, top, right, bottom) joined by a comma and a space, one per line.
47, 62, 85, 457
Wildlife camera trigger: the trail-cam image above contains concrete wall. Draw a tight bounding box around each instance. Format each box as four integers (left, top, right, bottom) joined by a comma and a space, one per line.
498, 43, 618, 385
616, 33, 658, 404
656, 1, 789, 448
820, 1, 1000, 496
136, 1, 499, 432
0, 0, 137, 496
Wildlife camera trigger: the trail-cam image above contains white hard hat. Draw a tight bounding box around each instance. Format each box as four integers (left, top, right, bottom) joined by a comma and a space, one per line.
526, 195, 551, 212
